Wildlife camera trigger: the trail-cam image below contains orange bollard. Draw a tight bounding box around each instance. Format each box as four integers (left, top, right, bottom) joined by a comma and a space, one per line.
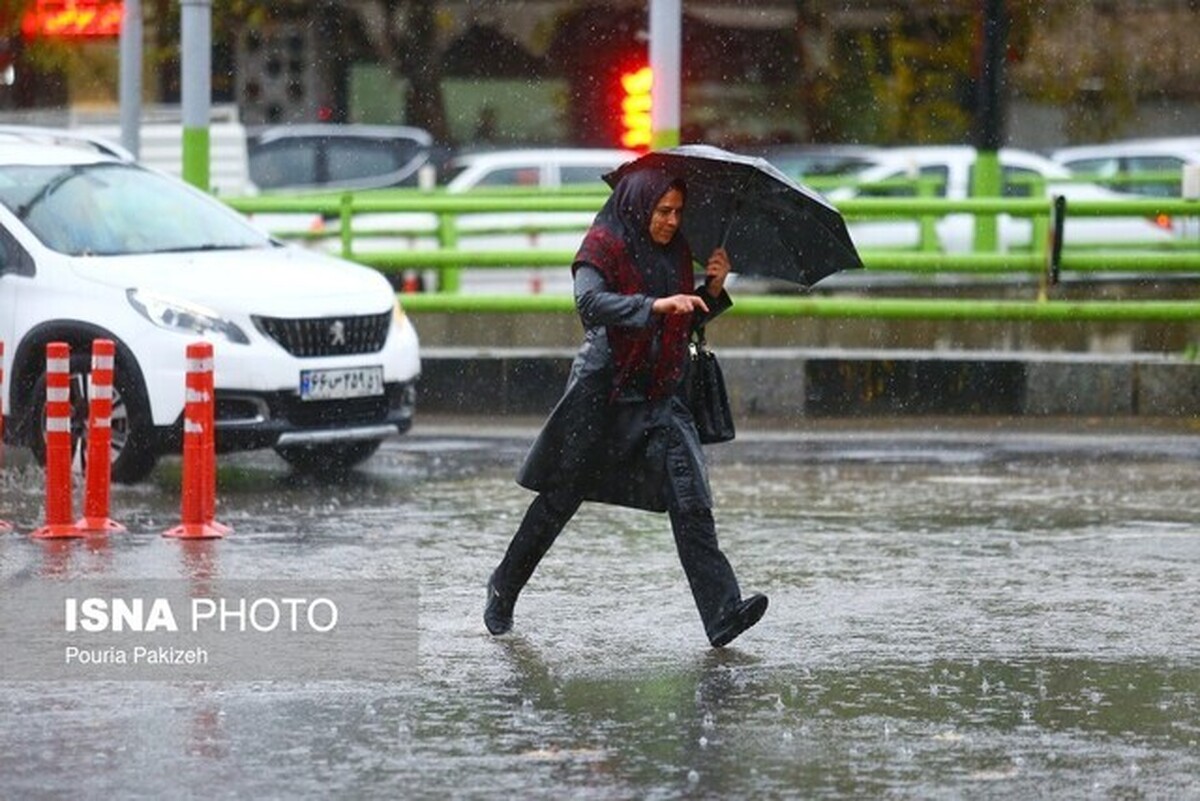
164, 342, 229, 539
76, 339, 125, 535
198, 341, 229, 536
0, 340, 12, 533
33, 342, 83, 539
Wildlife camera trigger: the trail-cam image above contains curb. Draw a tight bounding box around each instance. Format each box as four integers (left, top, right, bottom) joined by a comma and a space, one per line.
416, 347, 1200, 419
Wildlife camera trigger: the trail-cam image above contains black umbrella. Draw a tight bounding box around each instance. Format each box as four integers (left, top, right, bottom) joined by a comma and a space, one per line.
603, 144, 864, 289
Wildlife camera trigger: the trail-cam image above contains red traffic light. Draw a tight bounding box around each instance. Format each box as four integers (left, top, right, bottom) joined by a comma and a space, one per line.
619, 66, 652, 151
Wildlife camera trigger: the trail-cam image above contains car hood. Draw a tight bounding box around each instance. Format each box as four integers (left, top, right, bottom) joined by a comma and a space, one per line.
69, 244, 394, 317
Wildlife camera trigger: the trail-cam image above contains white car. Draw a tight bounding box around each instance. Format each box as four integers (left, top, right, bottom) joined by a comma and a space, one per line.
317, 148, 636, 294
1051, 137, 1200, 198
0, 133, 420, 482
441, 148, 635, 191
442, 148, 635, 292
826, 145, 1176, 253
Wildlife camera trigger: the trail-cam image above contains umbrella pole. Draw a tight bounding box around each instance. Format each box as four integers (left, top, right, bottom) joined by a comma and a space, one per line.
719, 193, 741, 249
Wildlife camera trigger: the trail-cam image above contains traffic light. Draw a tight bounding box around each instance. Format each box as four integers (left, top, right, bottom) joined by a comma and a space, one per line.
619, 66, 653, 151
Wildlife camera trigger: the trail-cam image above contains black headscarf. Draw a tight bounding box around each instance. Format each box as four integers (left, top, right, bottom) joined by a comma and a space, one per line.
590, 167, 689, 295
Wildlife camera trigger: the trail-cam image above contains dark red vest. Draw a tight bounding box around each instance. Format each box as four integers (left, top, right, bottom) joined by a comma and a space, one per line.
575, 226, 693, 400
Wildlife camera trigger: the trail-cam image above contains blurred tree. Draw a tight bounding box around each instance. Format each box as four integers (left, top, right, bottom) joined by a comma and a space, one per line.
1007, 0, 1138, 143
351, 0, 448, 142
2, 0, 1187, 148
794, 0, 1050, 146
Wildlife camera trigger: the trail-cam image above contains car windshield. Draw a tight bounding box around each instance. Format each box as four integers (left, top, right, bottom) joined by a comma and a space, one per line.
0, 162, 271, 256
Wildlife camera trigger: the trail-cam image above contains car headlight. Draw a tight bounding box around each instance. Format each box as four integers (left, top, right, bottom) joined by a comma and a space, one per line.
127, 288, 250, 345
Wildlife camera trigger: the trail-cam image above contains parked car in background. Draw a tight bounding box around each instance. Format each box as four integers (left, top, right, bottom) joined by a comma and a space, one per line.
247, 123, 439, 193
299, 148, 635, 294
441, 147, 635, 191
0, 133, 420, 482
750, 143, 883, 181
437, 148, 636, 292
1051, 137, 1200, 198
824, 145, 1176, 254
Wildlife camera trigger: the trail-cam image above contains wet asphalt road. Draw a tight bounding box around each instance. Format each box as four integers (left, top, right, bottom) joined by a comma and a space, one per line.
1, 416, 1199, 799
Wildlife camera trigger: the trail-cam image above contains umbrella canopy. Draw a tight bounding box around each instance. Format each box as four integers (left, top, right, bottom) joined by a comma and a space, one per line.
603, 144, 864, 289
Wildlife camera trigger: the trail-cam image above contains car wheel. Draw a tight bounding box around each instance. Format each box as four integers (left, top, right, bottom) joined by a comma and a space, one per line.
29, 352, 159, 484
273, 439, 383, 474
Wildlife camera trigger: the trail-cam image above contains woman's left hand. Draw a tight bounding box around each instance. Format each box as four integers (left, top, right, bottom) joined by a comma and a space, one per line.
705, 247, 731, 296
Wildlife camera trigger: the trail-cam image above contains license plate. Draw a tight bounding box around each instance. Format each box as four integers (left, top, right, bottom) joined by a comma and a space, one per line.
299, 366, 384, 401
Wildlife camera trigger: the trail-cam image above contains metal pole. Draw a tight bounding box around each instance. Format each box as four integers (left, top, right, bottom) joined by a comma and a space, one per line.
118, 0, 142, 158
971, 0, 1007, 251
649, 0, 681, 149
180, 0, 211, 192
973, 0, 1007, 152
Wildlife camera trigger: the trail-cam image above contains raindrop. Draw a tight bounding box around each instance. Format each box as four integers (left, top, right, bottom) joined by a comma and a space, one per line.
782, 730, 794, 741
702, 712, 715, 729
667, 711, 677, 722
699, 736, 708, 748
687, 770, 700, 784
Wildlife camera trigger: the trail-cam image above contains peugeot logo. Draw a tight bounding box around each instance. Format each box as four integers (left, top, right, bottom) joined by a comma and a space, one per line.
328, 320, 346, 347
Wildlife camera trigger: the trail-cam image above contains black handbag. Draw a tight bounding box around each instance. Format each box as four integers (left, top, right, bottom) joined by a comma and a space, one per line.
685, 327, 736, 444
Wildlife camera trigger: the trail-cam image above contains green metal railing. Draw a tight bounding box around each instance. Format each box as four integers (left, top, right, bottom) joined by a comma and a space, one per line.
391, 292, 1200, 323
225, 185, 1200, 323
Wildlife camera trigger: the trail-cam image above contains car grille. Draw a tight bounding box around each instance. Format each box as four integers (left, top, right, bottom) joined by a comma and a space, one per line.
281, 394, 393, 427
252, 312, 391, 357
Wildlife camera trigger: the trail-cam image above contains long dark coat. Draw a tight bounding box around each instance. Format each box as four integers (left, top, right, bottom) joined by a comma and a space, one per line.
517, 170, 731, 514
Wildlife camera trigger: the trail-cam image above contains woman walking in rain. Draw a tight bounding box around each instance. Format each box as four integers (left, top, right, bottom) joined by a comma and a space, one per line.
484, 166, 767, 648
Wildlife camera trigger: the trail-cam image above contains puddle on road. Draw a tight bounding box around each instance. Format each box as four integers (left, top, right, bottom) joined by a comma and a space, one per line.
1, 435, 1198, 798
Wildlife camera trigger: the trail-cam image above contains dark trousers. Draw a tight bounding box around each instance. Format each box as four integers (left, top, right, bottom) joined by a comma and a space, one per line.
490, 488, 742, 637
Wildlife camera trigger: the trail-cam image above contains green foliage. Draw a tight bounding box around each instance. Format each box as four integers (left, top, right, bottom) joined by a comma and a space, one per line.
809, 2, 1074, 145
821, 14, 974, 145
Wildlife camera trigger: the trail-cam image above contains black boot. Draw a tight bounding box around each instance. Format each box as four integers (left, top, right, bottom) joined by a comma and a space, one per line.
707, 594, 769, 648
485, 491, 580, 636
484, 570, 515, 635
669, 507, 767, 647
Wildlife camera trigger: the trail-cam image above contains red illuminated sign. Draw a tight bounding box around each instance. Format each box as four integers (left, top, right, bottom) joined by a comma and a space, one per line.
22, 1, 124, 39
619, 66, 652, 151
